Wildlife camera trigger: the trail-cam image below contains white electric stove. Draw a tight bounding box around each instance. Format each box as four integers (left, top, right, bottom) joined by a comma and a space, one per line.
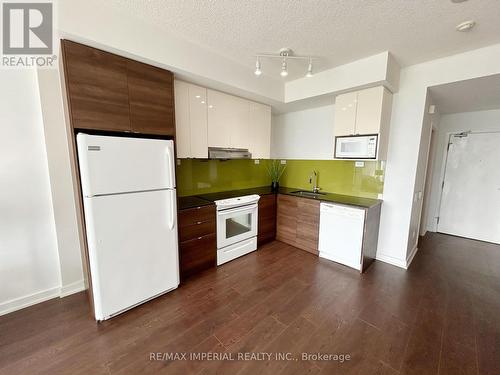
215, 194, 260, 265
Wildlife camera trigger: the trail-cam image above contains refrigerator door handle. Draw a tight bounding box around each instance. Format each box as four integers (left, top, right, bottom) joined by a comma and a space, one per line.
165, 144, 175, 188
168, 190, 176, 230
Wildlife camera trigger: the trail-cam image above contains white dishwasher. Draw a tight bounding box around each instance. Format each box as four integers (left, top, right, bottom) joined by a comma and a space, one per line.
318, 202, 365, 271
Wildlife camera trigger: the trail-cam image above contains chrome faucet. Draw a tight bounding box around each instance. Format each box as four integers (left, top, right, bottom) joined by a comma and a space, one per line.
309, 170, 320, 193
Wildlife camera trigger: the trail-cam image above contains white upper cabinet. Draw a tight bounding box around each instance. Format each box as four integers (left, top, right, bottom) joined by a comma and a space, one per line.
334, 86, 392, 137
174, 80, 208, 158
174, 80, 190, 158
249, 102, 271, 159
333, 85, 393, 160
176, 83, 271, 158
189, 84, 208, 158
207, 89, 232, 149
355, 86, 386, 135
333, 92, 357, 137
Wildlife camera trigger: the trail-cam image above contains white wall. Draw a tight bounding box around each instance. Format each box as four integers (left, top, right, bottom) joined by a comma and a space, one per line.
0, 70, 62, 315
37, 68, 85, 296
424, 109, 500, 233
376, 43, 500, 269
271, 104, 335, 160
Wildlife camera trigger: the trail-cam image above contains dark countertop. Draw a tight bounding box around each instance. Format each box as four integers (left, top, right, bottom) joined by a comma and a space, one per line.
278, 187, 382, 209
177, 195, 214, 210
179, 185, 381, 210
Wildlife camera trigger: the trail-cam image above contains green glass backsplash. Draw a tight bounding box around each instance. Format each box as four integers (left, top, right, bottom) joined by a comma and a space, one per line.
176, 159, 270, 196
279, 160, 385, 199
176, 159, 385, 199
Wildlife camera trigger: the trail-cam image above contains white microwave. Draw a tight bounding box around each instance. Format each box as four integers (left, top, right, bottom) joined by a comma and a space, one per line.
335, 135, 378, 159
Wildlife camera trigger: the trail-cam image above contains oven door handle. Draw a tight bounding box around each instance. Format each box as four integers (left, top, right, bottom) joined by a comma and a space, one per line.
218, 203, 258, 216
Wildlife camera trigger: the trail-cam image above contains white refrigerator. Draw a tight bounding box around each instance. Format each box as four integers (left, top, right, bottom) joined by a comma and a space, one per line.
76, 134, 179, 321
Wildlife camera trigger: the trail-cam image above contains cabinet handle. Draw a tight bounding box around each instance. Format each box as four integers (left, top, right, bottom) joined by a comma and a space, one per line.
198, 236, 203, 240
196, 221, 202, 225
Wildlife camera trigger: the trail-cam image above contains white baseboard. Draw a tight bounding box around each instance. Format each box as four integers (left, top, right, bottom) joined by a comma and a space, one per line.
0, 286, 60, 316
376, 246, 419, 270
59, 279, 86, 298
406, 245, 419, 269
375, 253, 407, 269
0, 279, 86, 316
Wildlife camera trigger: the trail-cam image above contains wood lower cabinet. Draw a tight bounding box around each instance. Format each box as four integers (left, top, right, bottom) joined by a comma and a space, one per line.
178, 205, 216, 279
276, 194, 320, 255
62, 40, 175, 136
258, 194, 276, 246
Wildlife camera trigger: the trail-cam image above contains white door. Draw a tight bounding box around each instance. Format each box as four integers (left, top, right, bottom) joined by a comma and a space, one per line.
189, 84, 208, 158
355, 86, 384, 135
77, 134, 175, 196
249, 102, 271, 159
438, 131, 500, 244
334, 91, 357, 137
83, 189, 179, 320
174, 80, 190, 158
207, 89, 231, 148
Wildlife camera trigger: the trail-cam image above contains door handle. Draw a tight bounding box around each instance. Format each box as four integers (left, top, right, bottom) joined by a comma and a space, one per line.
168, 190, 176, 230
165, 145, 175, 187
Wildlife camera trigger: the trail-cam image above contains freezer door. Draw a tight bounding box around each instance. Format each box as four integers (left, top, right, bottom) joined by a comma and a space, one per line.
83, 189, 179, 320
77, 133, 176, 196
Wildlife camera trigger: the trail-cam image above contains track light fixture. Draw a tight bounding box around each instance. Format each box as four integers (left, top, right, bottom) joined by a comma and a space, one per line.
254, 48, 317, 78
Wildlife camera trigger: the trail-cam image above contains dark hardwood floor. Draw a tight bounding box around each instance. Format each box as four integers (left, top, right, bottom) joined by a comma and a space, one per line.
1, 233, 499, 374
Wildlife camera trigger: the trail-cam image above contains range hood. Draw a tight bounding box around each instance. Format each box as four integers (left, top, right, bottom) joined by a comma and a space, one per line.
208, 147, 252, 159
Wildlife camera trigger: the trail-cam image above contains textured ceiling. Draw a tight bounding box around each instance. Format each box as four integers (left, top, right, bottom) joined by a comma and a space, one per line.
430, 74, 500, 114
108, 0, 500, 80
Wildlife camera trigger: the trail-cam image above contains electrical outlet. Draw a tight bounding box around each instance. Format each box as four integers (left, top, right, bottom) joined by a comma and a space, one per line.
280, 160, 286, 165
176, 159, 181, 166
254, 159, 260, 164
355, 161, 365, 168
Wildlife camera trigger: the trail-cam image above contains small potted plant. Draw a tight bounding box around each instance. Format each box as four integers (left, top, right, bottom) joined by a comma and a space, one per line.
266, 160, 286, 192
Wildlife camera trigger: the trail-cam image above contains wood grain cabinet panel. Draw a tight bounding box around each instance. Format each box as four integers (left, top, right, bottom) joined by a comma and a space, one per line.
178, 204, 216, 280
258, 194, 276, 246
179, 233, 216, 279
127, 60, 175, 135
179, 205, 216, 228
276, 194, 320, 255
276, 194, 298, 245
62, 40, 131, 132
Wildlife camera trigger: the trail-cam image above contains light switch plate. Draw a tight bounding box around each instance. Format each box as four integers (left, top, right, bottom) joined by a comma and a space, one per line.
176, 159, 181, 166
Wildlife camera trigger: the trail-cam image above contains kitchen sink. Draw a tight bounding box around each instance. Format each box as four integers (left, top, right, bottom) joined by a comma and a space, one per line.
290, 190, 327, 197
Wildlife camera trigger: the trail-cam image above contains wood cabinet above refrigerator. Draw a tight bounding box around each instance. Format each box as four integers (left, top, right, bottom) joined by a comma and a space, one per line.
62, 40, 175, 136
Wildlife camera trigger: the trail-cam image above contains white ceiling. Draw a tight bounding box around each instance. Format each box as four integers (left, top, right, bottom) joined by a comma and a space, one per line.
430, 74, 500, 114
108, 0, 500, 80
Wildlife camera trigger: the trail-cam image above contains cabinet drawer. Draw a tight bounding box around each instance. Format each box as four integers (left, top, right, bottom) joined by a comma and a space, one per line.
179, 205, 215, 228
179, 233, 216, 279
179, 220, 215, 242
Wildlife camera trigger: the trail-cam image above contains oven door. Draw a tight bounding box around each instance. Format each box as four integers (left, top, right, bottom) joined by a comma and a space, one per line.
335, 135, 377, 159
217, 203, 258, 249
